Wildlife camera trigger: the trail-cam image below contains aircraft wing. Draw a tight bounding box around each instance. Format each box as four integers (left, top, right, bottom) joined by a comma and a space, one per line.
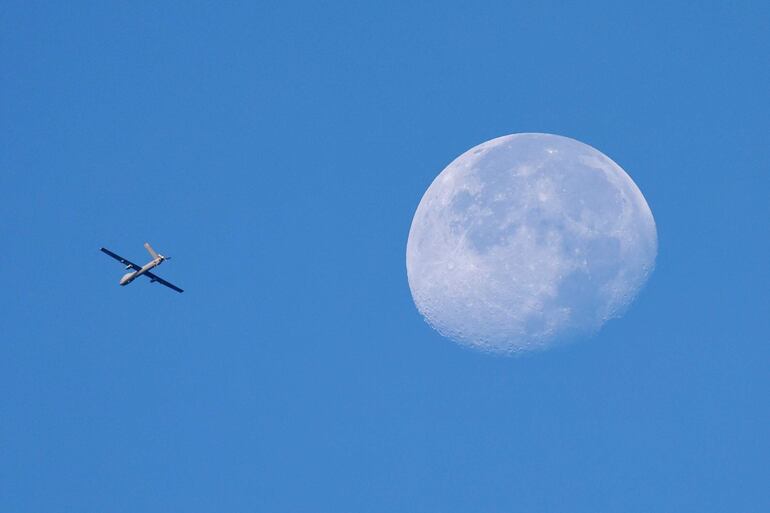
144, 271, 184, 293
100, 247, 142, 271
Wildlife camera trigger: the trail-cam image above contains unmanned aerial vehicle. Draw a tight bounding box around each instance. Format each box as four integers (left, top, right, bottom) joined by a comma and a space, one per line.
100, 242, 184, 293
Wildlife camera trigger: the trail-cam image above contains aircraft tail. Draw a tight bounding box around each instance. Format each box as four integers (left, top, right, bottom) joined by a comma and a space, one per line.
144, 242, 160, 260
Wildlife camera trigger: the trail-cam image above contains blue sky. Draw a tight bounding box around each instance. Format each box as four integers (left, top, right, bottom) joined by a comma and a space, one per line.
2, 2, 768, 512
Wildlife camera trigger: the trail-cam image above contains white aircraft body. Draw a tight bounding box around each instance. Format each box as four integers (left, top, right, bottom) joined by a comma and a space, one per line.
100, 243, 184, 293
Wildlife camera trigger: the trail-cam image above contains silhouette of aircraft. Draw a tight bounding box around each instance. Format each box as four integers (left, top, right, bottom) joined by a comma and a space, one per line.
100, 242, 183, 293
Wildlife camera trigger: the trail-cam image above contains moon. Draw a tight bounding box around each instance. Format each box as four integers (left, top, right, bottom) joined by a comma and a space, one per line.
406, 133, 657, 354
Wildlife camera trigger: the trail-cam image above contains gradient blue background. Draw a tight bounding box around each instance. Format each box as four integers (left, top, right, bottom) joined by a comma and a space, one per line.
2, 2, 768, 512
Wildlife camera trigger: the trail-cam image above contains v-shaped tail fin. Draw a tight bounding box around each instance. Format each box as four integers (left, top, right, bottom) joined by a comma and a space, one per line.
144, 242, 160, 260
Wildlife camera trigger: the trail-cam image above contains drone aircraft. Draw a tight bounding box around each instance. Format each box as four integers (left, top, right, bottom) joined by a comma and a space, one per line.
100, 242, 184, 293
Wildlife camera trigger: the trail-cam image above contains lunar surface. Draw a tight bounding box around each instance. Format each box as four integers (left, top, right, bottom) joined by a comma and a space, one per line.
406, 133, 657, 354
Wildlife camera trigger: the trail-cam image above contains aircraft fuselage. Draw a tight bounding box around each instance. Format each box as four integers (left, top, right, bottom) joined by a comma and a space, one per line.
120, 258, 163, 286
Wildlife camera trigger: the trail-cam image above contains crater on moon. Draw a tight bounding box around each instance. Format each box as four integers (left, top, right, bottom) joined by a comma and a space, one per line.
406, 133, 657, 354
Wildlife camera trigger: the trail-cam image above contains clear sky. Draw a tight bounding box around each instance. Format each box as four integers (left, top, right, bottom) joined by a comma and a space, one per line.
2, 2, 768, 512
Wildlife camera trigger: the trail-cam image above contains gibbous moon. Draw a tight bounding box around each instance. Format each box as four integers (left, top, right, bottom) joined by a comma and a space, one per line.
406, 133, 657, 354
